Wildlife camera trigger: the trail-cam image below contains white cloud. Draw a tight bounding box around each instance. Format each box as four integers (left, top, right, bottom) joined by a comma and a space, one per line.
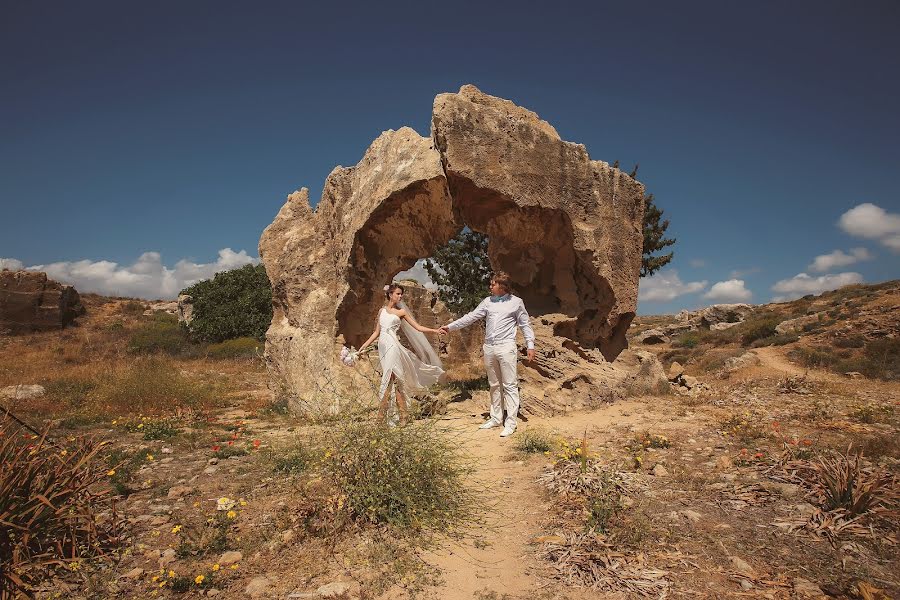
1, 248, 257, 299
838, 203, 900, 252
639, 270, 707, 302
0, 258, 25, 271
703, 279, 752, 302
771, 271, 863, 301
808, 248, 873, 272
394, 259, 437, 289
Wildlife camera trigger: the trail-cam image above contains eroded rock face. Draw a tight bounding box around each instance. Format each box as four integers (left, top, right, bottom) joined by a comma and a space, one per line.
433, 85, 644, 359
260, 86, 645, 414
0, 270, 84, 335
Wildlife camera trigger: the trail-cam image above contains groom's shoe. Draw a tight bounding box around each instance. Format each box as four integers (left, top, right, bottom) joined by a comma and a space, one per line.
500, 424, 516, 437
478, 419, 501, 430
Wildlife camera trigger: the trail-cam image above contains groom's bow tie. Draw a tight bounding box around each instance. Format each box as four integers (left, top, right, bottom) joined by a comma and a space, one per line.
490, 294, 510, 303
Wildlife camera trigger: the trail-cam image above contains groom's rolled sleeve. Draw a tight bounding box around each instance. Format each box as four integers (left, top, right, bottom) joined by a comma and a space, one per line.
516, 301, 535, 350
447, 299, 488, 330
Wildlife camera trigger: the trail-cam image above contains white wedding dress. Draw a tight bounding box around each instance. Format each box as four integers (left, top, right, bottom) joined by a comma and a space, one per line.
378, 307, 444, 400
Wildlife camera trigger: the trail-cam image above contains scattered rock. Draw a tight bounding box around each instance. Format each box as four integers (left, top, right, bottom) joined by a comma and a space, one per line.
715, 455, 734, 470
218, 551, 242, 566
0, 384, 45, 400
793, 577, 827, 599
158, 548, 176, 568
122, 567, 144, 580
316, 582, 353, 598
730, 556, 754, 577
739, 579, 753, 590
245, 576, 273, 598
206, 589, 221, 597
844, 371, 864, 380
723, 351, 761, 374
651, 464, 669, 477
203, 466, 219, 475
166, 485, 194, 499
668, 361, 684, 380
681, 510, 702, 524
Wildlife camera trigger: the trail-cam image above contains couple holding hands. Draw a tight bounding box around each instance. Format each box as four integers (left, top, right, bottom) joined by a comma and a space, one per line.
357, 272, 534, 436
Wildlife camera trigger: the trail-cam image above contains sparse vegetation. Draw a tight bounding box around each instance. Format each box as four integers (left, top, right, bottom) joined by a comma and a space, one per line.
514, 428, 555, 454
206, 336, 262, 359
321, 421, 475, 530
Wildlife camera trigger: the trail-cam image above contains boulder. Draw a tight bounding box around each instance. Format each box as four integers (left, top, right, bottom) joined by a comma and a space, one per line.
775, 313, 821, 335
177, 294, 194, 326
723, 351, 761, 373
1, 384, 45, 401
260, 86, 646, 415
634, 328, 670, 344
0, 270, 84, 335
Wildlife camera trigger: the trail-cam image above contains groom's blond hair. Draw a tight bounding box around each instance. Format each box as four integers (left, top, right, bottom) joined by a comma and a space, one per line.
491, 271, 512, 294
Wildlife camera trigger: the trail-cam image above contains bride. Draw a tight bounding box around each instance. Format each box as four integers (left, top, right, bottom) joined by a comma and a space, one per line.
358, 283, 444, 425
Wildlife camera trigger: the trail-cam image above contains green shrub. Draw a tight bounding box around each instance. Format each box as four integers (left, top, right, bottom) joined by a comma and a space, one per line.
128, 312, 197, 356
834, 335, 866, 349
515, 428, 555, 454
738, 314, 782, 346
181, 264, 272, 343
673, 333, 700, 349
322, 421, 474, 530
206, 337, 262, 359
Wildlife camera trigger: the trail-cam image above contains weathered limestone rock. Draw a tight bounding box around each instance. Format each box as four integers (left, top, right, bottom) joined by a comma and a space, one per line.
177, 294, 194, 326
634, 328, 670, 344
0, 270, 84, 335
675, 304, 754, 329
260, 128, 456, 414
260, 86, 645, 414
432, 85, 644, 359
775, 313, 821, 335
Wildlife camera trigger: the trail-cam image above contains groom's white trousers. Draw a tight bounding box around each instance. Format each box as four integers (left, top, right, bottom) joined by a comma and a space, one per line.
483, 341, 520, 427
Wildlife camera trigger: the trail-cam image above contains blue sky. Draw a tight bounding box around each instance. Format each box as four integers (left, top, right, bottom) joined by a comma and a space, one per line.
1, 0, 898, 312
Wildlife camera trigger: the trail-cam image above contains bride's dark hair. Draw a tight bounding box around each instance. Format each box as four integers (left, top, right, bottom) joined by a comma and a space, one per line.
384, 283, 404, 303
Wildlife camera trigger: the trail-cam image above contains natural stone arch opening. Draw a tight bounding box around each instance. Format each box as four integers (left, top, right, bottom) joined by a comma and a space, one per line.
335, 178, 461, 349
447, 175, 629, 361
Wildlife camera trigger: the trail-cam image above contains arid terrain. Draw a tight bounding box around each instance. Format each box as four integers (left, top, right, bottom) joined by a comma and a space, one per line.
2, 282, 898, 600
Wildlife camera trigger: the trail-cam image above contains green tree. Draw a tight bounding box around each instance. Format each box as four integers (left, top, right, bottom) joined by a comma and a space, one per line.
423, 230, 492, 315
641, 192, 676, 277
180, 264, 272, 343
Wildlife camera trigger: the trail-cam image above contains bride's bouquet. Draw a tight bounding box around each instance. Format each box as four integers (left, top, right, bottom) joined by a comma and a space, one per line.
339, 345, 370, 366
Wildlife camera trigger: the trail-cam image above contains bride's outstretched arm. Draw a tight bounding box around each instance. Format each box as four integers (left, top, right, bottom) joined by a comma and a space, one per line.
399, 310, 439, 334
358, 319, 380, 351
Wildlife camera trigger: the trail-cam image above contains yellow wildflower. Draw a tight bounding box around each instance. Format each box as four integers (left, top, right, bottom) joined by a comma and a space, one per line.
195, 575, 205, 585
168, 570, 176, 578
230, 564, 238, 570
171, 525, 182, 534
107, 469, 116, 476
226, 510, 237, 519
137, 423, 144, 429
146, 453, 154, 461
212, 564, 220, 572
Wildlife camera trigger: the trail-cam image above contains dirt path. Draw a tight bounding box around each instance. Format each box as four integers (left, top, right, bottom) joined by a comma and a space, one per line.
751, 346, 845, 383
416, 399, 662, 600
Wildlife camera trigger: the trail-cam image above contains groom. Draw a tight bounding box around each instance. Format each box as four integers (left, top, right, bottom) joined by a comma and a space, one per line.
440, 272, 535, 437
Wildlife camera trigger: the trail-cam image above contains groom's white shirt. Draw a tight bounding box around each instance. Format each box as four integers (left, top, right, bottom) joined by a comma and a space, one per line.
447, 294, 535, 349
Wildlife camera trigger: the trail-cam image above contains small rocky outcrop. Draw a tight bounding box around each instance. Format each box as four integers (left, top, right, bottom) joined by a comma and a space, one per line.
177, 294, 194, 326
0, 270, 85, 335
774, 313, 821, 335
633, 304, 756, 344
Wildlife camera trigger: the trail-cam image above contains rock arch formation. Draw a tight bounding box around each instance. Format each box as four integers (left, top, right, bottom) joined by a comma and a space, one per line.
259, 85, 645, 414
